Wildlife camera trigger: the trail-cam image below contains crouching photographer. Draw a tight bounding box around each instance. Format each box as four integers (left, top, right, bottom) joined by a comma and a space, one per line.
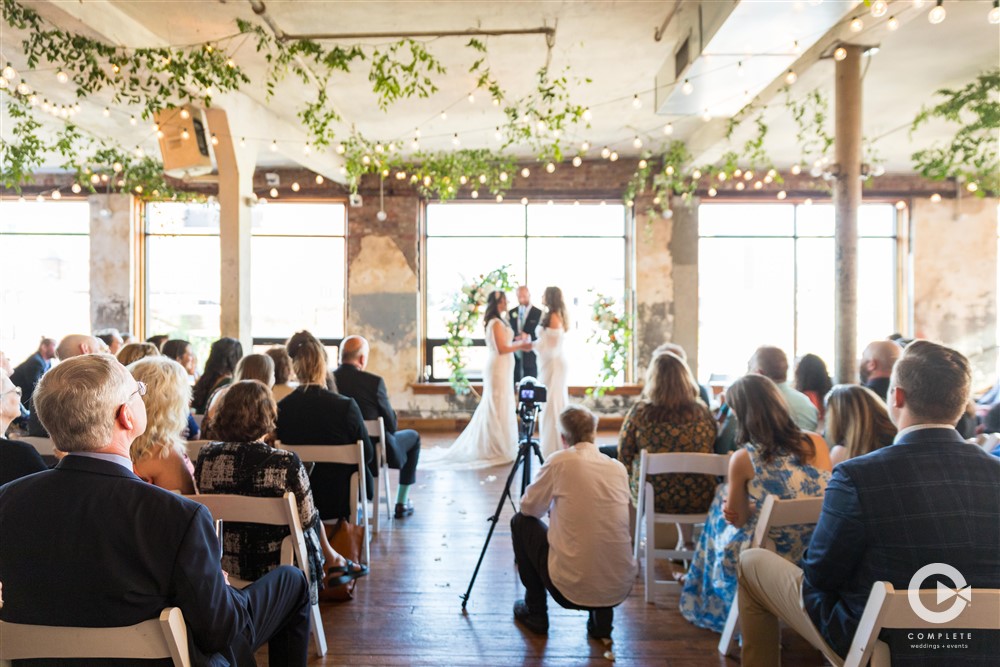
510, 405, 637, 642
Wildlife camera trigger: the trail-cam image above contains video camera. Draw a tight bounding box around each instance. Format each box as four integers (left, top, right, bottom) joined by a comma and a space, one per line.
517, 376, 547, 407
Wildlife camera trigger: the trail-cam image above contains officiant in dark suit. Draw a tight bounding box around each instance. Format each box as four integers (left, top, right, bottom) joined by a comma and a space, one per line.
510, 286, 542, 384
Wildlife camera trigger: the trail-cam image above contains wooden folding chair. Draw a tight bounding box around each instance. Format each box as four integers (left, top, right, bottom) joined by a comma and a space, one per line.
184, 439, 211, 462
277, 440, 370, 566
718, 494, 825, 657
0, 607, 190, 666
634, 450, 731, 604
186, 491, 327, 657
842, 582, 1000, 667
363, 417, 393, 532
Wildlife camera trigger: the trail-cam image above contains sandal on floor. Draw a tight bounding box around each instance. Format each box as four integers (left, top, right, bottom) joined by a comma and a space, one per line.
327, 559, 369, 579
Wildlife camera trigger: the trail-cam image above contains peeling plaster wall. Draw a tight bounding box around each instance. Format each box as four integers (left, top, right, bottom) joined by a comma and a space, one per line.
88, 194, 133, 333
912, 197, 998, 388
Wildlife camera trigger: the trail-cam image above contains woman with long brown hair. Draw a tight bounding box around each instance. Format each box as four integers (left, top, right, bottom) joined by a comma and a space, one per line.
825, 384, 896, 465
679, 374, 831, 633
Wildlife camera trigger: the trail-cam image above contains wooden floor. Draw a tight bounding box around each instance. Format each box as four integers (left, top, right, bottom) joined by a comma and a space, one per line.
300, 432, 828, 666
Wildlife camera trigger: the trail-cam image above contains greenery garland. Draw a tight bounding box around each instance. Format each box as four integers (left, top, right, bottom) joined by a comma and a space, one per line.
443, 266, 515, 394
910, 69, 999, 195
586, 292, 632, 397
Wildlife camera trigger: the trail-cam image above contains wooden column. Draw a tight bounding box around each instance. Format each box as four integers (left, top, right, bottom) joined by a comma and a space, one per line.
833, 45, 863, 384
205, 108, 255, 353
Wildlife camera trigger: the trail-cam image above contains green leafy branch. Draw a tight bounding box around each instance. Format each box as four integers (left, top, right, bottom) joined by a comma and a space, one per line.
586, 292, 632, 397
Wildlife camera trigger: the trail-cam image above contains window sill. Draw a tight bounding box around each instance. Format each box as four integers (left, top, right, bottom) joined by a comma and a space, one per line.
409, 383, 642, 397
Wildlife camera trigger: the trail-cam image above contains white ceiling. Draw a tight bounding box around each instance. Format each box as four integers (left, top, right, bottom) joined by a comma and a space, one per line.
2, 0, 997, 175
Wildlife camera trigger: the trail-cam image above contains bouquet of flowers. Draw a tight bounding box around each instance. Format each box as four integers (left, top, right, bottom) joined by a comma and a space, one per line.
586, 291, 632, 397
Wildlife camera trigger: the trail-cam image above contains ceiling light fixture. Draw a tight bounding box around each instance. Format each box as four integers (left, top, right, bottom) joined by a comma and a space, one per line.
871, 1, 888, 18
990, 0, 1000, 24
663, 122, 674, 135
887, 15, 900, 30
834, 47, 848, 61
785, 69, 798, 85
850, 17, 864, 32
681, 79, 694, 95
928, 1, 946, 24
632, 94, 642, 109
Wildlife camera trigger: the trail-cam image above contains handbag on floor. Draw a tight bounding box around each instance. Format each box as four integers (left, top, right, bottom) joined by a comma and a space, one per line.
319, 519, 365, 602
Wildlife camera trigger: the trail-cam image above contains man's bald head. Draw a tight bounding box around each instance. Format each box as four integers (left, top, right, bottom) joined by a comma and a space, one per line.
861, 340, 901, 382
339, 335, 370, 369
56, 334, 104, 361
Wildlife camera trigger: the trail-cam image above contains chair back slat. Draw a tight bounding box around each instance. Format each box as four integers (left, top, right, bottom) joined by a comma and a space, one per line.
279, 442, 362, 465
186, 492, 293, 526
19, 436, 56, 457
643, 451, 731, 476
184, 440, 211, 462
750, 495, 825, 549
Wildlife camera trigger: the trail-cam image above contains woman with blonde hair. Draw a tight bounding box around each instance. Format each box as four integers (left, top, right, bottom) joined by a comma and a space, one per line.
531, 286, 571, 457
618, 352, 717, 516
116, 342, 160, 366
127, 357, 197, 494
825, 384, 896, 466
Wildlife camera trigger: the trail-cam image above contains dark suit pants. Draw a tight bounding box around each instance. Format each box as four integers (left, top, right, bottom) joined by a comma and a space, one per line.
385, 430, 421, 485
233, 565, 311, 667
510, 513, 613, 636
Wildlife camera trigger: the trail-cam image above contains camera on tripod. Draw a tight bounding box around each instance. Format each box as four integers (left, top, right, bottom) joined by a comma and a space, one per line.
517, 376, 547, 408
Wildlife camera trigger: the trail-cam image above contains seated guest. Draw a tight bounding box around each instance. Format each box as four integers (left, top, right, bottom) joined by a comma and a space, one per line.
738, 340, 1000, 664
287, 329, 336, 390
202, 353, 274, 438
824, 384, 896, 466
859, 340, 900, 401
196, 381, 367, 604
192, 337, 243, 414
653, 342, 712, 407
1, 369, 46, 486
116, 341, 160, 366
95, 328, 125, 355
268, 345, 296, 403
128, 357, 197, 494
10, 336, 56, 407
618, 352, 717, 518
334, 335, 421, 518
0, 353, 312, 666
793, 353, 833, 420
511, 405, 637, 640
680, 374, 831, 633
162, 338, 198, 378
146, 333, 169, 350
26, 333, 104, 437
277, 339, 375, 521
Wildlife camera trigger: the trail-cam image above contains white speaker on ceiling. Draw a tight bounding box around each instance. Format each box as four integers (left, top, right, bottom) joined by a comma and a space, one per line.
154, 105, 214, 178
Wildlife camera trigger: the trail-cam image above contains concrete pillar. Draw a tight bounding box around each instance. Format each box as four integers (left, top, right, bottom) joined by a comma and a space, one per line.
205, 108, 255, 352
89, 193, 135, 334
833, 45, 863, 384
634, 202, 675, 375
669, 200, 700, 377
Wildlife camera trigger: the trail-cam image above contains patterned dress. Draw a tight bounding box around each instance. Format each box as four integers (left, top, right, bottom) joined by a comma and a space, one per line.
679, 442, 830, 632
618, 402, 718, 514
194, 441, 325, 604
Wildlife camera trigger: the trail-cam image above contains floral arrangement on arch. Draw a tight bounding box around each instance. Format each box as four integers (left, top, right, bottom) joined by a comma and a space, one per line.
586, 291, 632, 397
443, 265, 516, 395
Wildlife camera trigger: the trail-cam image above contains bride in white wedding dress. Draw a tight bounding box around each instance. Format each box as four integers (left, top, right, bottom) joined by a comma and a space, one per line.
423, 290, 532, 469
532, 286, 570, 458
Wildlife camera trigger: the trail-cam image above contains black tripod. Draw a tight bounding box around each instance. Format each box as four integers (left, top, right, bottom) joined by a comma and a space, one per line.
460, 402, 545, 609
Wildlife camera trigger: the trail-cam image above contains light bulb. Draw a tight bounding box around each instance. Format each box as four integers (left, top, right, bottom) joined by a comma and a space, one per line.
754, 181, 763, 190
495, 127, 503, 141
681, 79, 694, 95
521, 167, 530, 178
51, 189, 62, 200
600, 146, 611, 159
887, 15, 900, 30
582, 108, 592, 121
546, 162, 556, 173
28, 94, 37, 105
718, 172, 727, 182
736, 182, 745, 191
633, 136, 642, 149
792, 40, 801, 54
376, 210, 388, 221
270, 187, 279, 198
210, 133, 219, 146
440, 111, 447, 120
239, 137, 246, 148
520, 197, 529, 205
692, 169, 701, 179
135, 146, 144, 157
744, 170, 753, 180
452, 134, 460, 146
930, 193, 942, 202
129, 115, 137, 126
736, 61, 744, 77
834, 47, 848, 61
103, 107, 110, 117
478, 174, 487, 184
989, 1, 999, 23
467, 93, 475, 104
71, 183, 82, 194
496, 194, 503, 203
928, 1, 946, 24
913, 0, 925, 7
573, 156, 583, 167
36, 194, 44, 202
113, 162, 122, 173
785, 69, 798, 85
777, 190, 787, 200
375, 144, 384, 153
471, 190, 479, 199
291, 182, 300, 192
335, 144, 346, 154
701, 109, 711, 122
499, 172, 508, 182
0, 76, 8, 89
791, 164, 801, 175
665, 166, 675, 176
581, 141, 590, 151
179, 108, 190, 120
708, 187, 718, 197
895, 200, 907, 210
609, 152, 619, 162
850, 17, 864, 32
2, 64, 15, 80
316, 175, 324, 184
303, 143, 311, 155
967, 182, 979, 192
663, 122, 674, 135
871, 1, 888, 18
270, 140, 278, 152
181, 129, 190, 140
16, 82, 29, 95
56, 70, 68, 83
632, 94, 642, 109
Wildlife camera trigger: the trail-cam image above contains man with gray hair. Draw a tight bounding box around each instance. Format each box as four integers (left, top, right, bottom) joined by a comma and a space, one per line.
511, 405, 636, 642
0, 354, 312, 666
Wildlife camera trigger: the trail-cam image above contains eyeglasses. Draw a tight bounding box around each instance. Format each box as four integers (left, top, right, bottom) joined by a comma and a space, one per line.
116, 381, 146, 419
1, 386, 22, 398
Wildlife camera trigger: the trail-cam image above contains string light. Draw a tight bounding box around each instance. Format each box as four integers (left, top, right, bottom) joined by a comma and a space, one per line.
834, 47, 848, 61
633, 136, 642, 149
777, 190, 787, 200
210, 133, 219, 146
181, 129, 190, 140
736, 61, 744, 77
665, 166, 675, 176
582, 108, 592, 121
113, 162, 122, 173
71, 183, 82, 194
966, 182, 979, 192
239, 137, 246, 148
103, 107, 111, 117
663, 122, 674, 135
467, 93, 475, 103
600, 146, 611, 159
494, 127, 503, 141
51, 189, 62, 200
16, 82, 30, 95
744, 170, 754, 180
785, 69, 798, 85
930, 193, 942, 202
270, 187, 279, 198
708, 187, 718, 197
895, 200, 907, 210
792, 40, 801, 54
336, 143, 346, 154
735, 181, 745, 191
791, 164, 801, 175
135, 146, 144, 157
303, 143, 311, 155
609, 152, 619, 162
1, 77, 11, 89
632, 94, 642, 109
521, 167, 530, 178
849, 17, 864, 32
887, 15, 900, 30
581, 141, 590, 151
1, 64, 15, 80
56, 70, 68, 83
499, 172, 508, 182
692, 169, 701, 179
913, 0, 925, 8
315, 175, 324, 184
478, 174, 487, 184
701, 109, 712, 122
452, 134, 460, 146
270, 140, 278, 152
90, 173, 101, 184
546, 162, 556, 173
681, 79, 694, 95
572, 156, 583, 167
129, 115, 137, 126
870, 1, 888, 18
928, 1, 946, 24
989, 0, 999, 23
638, 159, 648, 169
520, 197, 529, 205
496, 194, 503, 203
440, 111, 447, 120
179, 108, 191, 120
291, 182, 300, 192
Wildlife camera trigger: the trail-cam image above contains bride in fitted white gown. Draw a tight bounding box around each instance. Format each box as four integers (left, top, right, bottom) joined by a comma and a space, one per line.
532, 286, 570, 458
423, 291, 531, 469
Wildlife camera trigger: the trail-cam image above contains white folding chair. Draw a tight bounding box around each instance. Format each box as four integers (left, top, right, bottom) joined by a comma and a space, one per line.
186, 491, 327, 658
843, 582, 1000, 667
634, 450, 731, 604
19, 436, 56, 457
184, 439, 211, 462
718, 494, 825, 657
364, 417, 393, 531
277, 440, 370, 566
0, 607, 191, 666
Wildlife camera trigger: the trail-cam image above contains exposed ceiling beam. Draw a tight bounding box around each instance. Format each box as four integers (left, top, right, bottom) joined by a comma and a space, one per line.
30, 0, 347, 182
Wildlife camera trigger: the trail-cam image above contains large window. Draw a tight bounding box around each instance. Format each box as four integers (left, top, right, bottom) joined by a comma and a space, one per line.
425, 202, 629, 385
0, 200, 91, 362
698, 202, 898, 382
145, 201, 347, 359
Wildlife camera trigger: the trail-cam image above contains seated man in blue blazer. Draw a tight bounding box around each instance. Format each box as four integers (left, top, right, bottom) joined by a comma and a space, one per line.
0, 353, 312, 667
737, 340, 1000, 665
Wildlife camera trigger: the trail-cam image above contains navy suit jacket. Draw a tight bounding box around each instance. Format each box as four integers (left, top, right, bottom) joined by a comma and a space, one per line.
11, 352, 48, 406
333, 364, 397, 434
801, 427, 1000, 658
0, 455, 250, 666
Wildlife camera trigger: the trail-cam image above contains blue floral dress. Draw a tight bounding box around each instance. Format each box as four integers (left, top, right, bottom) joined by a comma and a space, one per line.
679, 442, 829, 632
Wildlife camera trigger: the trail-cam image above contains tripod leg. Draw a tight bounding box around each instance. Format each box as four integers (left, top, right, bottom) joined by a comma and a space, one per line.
461, 447, 526, 609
